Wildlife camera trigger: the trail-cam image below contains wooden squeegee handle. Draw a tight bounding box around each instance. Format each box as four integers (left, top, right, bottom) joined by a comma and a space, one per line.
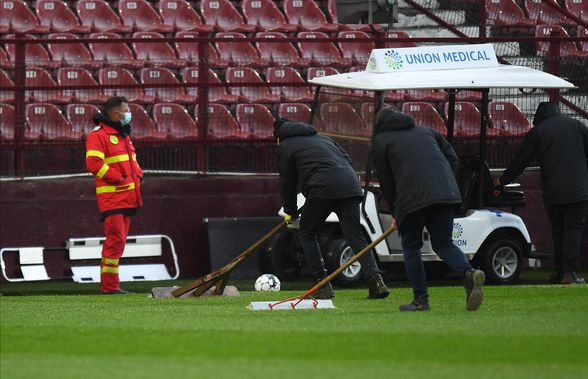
171, 221, 286, 297
304, 224, 397, 299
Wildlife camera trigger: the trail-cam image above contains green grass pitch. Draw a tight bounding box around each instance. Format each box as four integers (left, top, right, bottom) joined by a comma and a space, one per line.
1, 273, 587, 379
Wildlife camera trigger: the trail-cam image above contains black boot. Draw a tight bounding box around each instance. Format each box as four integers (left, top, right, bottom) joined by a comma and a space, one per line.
399, 295, 429, 311
368, 273, 390, 299
313, 282, 335, 299
464, 268, 485, 311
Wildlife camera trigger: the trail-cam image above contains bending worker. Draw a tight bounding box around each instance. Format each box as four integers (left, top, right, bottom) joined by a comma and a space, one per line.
371, 107, 485, 311
274, 118, 389, 300
86, 96, 143, 295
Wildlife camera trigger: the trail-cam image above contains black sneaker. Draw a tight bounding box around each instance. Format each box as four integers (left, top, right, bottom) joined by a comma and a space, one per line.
399, 295, 429, 311
313, 282, 335, 299
464, 269, 485, 311
560, 272, 586, 284
368, 273, 390, 299
101, 289, 134, 295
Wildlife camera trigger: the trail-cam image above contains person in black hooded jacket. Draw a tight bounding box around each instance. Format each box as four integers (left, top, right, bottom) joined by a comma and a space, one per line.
371, 107, 485, 311
274, 118, 389, 299
495, 102, 588, 284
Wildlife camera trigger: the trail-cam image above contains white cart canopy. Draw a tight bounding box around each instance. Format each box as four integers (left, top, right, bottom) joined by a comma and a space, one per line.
309, 44, 574, 91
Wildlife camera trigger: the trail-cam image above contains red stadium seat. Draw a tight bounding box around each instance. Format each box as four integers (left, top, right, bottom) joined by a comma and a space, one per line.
319, 102, 369, 136
256, 32, 308, 67
36, 0, 91, 33
153, 103, 198, 139
241, 0, 298, 32
405, 89, 448, 102
57, 67, 109, 103
488, 101, 531, 136
200, 0, 256, 32
0, 0, 50, 33
206, 104, 249, 139
565, 0, 588, 23
337, 31, 375, 66
88, 32, 142, 69
402, 102, 447, 136
66, 103, 101, 135
445, 102, 503, 137
266, 67, 313, 102
384, 30, 417, 48
26, 103, 83, 140
535, 25, 588, 57
181, 67, 239, 103
159, 0, 214, 32
76, 0, 132, 33
579, 26, 588, 52
455, 90, 483, 101
215, 32, 270, 67
297, 32, 351, 67
0, 70, 15, 104
278, 102, 312, 124
360, 102, 375, 128
4, 34, 58, 69
128, 103, 169, 140
175, 31, 228, 68
118, 0, 173, 33
307, 67, 353, 101
226, 67, 281, 102
283, 0, 339, 32
524, 0, 575, 26
25, 68, 72, 104
47, 33, 101, 69
140, 67, 196, 103
485, 0, 535, 27
326, 0, 382, 32
0, 47, 11, 69
132, 32, 185, 68
0, 104, 15, 141
235, 103, 276, 138
97, 67, 157, 103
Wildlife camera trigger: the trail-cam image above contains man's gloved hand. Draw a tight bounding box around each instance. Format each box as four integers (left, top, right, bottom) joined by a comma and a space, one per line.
284, 213, 298, 225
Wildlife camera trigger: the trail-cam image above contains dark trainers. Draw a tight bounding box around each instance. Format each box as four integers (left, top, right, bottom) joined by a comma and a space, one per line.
101, 289, 134, 295
399, 295, 429, 311
368, 273, 390, 299
313, 282, 335, 299
560, 272, 586, 284
464, 269, 485, 311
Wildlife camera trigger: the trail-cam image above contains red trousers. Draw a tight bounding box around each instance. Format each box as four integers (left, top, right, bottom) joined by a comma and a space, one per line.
100, 214, 131, 293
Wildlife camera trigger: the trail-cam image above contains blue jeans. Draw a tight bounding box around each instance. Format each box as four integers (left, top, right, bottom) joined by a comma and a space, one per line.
399, 204, 472, 299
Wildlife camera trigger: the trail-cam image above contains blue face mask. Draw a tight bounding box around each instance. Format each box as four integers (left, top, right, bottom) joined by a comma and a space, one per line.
121, 111, 132, 126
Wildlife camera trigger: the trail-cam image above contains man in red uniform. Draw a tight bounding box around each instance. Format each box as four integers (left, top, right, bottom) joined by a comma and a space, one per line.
86, 96, 143, 294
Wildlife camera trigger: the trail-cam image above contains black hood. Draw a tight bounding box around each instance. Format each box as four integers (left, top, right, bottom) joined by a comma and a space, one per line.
278, 121, 317, 140
533, 102, 561, 126
374, 107, 415, 135
92, 112, 131, 137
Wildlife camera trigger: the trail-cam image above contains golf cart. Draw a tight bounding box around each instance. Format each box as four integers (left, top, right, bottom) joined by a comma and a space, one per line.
259, 44, 574, 284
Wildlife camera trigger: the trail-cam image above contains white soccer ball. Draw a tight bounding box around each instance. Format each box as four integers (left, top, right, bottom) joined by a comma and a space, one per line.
254, 274, 281, 292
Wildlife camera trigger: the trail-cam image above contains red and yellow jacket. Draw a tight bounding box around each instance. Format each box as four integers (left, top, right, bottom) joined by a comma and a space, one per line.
86, 122, 143, 214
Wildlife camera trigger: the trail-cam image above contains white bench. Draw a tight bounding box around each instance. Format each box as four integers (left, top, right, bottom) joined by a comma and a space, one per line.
1, 235, 179, 283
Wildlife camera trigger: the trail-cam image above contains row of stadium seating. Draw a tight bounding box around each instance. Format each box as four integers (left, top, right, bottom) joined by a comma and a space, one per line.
2, 0, 586, 34
0, 30, 420, 69
2, 25, 586, 71
0, 100, 532, 142
0, 66, 487, 104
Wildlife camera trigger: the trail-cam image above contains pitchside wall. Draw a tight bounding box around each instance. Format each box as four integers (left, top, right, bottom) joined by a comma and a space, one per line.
0, 173, 586, 282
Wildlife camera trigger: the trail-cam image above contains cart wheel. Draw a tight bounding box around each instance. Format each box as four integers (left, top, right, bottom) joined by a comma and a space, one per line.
258, 229, 303, 281
479, 237, 523, 284
325, 238, 364, 287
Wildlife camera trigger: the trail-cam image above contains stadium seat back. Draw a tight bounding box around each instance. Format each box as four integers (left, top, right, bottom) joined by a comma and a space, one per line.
98, 67, 154, 103
206, 103, 249, 139
401, 102, 448, 136
278, 103, 311, 124
132, 31, 181, 66
140, 67, 194, 102
47, 33, 96, 67
4, 34, 55, 68
1, 0, 49, 33
0, 104, 16, 141
25, 68, 71, 103
266, 67, 312, 102
26, 103, 82, 140
564, 0, 588, 23
66, 104, 101, 134
118, 0, 173, 32
200, 0, 256, 32
535, 24, 580, 56
89, 32, 137, 65
0, 70, 15, 103
384, 31, 417, 48
256, 32, 304, 66
241, 0, 297, 32
283, 0, 338, 32
128, 103, 168, 140
36, 0, 90, 33
76, 0, 132, 32
159, 0, 213, 32
445, 102, 481, 136
236, 103, 276, 138
524, 0, 573, 25
57, 67, 108, 103
337, 31, 374, 65
297, 32, 346, 66
153, 103, 198, 139
319, 102, 367, 136
215, 32, 266, 66
488, 101, 531, 136
485, 0, 535, 26
225, 67, 280, 102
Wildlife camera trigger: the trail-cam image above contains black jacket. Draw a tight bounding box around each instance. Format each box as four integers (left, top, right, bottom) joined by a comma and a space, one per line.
277, 121, 362, 215
371, 108, 462, 224
501, 102, 588, 204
